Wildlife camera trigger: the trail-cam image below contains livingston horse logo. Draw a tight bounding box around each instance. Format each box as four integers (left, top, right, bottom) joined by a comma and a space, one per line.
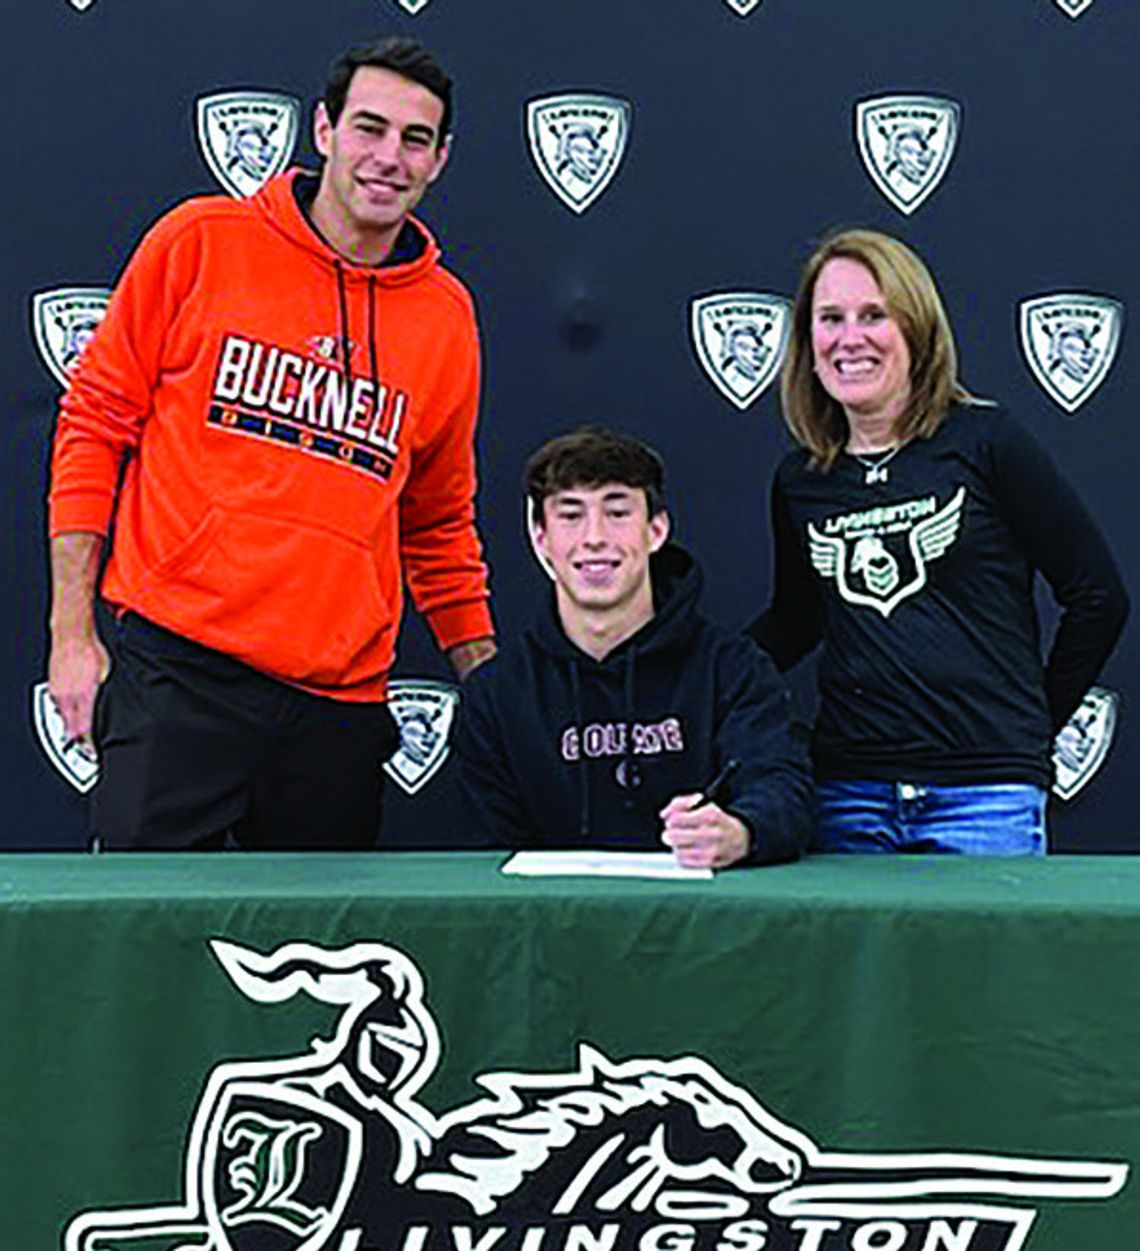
65, 938, 1128, 1251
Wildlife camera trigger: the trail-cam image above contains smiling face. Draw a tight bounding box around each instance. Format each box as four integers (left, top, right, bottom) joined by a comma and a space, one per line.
811, 256, 913, 433
312, 65, 449, 262
534, 483, 669, 649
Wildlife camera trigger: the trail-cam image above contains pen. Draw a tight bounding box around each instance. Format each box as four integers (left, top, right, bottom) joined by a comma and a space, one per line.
692, 757, 740, 809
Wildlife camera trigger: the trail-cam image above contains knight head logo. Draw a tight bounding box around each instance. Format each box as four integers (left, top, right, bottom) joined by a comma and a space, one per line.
855, 94, 961, 215
196, 91, 301, 198
690, 293, 791, 410
1019, 294, 1123, 413
526, 93, 631, 214
31, 288, 111, 387
383, 680, 459, 795
31, 682, 99, 794
1054, 0, 1096, 15
1053, 686, 1118, 801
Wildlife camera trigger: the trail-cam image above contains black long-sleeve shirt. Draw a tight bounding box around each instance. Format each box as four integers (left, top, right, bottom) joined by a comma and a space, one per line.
748, 405, 1128, 787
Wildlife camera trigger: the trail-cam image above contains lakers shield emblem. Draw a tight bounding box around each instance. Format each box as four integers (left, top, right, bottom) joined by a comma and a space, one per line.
31, 287, 111, 387
855, 95, 961, 215
31, 682, 99, 794
1054, 0, 1095, 15
197, 91, 300, 198
203, 1081, 362, 1251
690, 293, 791, 411
384, 681, 460, 795
1054, 687, 1118, 801
526, 93, 631, 214
1019, 294, 1123, 413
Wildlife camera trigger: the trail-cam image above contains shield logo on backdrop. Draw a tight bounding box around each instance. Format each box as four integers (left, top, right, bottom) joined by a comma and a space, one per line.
394, 0, 432, 11
690, 293, 791, 411
202, 1080, 362, 1251
197, 91, 301, 199
526, 93, 631, 214
383, 680, 460, 795
855, 94, 961, 215
31, 682, 100, 794
1054, 0, 1095, 15
1019, 293, 1123, 413
722, 0, 763, 13
1053, 687, 1118, 801
31, 287, 111, 387
66, 0, 97, 10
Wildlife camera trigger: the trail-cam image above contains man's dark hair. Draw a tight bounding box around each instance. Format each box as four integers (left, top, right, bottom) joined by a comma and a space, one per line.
525, 426, 667, 523
323, 36, 453, 142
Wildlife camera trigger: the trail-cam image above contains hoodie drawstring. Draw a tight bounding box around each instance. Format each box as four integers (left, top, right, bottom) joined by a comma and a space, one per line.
622, 649, 638, 811
334, 260, 353, 393
367, 275, 380, 400
334, 265, 383, 406
570, 661, 590, 837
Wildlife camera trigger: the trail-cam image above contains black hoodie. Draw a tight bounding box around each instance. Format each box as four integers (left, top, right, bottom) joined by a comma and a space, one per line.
456, 544, 813, 863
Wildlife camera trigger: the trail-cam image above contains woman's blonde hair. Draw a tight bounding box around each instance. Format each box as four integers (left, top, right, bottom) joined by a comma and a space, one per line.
781, 229, 976, 469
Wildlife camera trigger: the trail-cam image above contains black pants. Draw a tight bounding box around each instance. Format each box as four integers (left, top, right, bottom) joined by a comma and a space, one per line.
92, 613, 398, 851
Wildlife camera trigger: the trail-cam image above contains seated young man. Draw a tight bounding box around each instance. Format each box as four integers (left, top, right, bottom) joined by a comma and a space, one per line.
456, 427, 813, 869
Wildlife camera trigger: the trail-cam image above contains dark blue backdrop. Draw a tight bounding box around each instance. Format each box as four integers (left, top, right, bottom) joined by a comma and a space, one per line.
5, 0, 1134, 849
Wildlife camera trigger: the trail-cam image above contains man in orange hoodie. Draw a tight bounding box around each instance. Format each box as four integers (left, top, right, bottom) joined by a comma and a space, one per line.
47, 36, 495, 850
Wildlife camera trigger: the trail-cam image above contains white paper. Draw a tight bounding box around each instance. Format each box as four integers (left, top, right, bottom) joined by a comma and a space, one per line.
500, 851, 713, 881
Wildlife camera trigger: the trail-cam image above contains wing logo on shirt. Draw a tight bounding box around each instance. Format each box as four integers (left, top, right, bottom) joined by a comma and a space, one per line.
808, 486, 966, 618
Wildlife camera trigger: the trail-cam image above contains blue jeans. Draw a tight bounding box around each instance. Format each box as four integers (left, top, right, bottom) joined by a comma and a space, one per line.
815, 780, 1048, 855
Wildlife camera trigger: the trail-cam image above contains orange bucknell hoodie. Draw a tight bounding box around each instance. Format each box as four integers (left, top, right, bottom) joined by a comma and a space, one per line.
49, 171, 493, 701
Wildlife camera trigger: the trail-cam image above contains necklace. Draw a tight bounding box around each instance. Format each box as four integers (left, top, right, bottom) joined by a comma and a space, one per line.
848, 442, 904, 485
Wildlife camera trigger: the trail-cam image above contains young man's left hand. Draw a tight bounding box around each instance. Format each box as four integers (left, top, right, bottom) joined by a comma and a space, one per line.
659, 796, 751, 870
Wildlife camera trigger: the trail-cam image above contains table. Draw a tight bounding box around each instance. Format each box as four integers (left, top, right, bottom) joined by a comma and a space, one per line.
1, 853, 1137, 1251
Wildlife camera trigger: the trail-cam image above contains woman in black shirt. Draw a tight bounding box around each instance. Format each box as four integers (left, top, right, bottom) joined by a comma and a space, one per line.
748, 230, 1128, 853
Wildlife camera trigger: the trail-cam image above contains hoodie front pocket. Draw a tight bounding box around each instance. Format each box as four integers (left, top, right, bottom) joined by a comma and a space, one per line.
148, 506, 394, 687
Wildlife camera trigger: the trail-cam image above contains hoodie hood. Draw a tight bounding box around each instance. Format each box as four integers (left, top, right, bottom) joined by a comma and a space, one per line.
527, 542, 705, 666
252, 168, 441, 286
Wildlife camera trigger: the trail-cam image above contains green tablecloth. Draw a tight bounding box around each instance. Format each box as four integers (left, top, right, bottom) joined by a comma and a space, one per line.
2, 853, 1137, 1250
